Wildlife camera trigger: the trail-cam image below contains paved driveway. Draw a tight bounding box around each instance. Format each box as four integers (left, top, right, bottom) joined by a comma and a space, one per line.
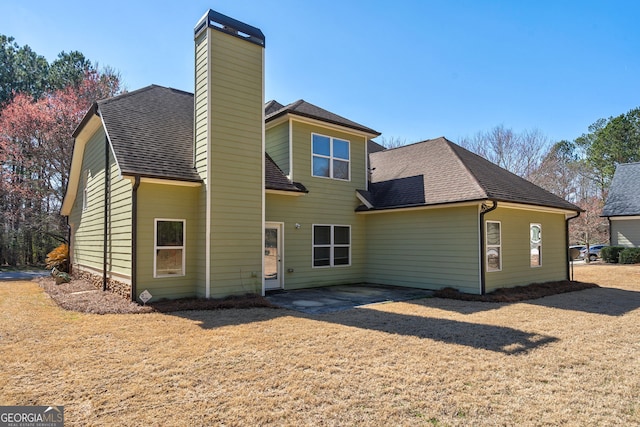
265, 284, 434, 314
0, 269, 49, 281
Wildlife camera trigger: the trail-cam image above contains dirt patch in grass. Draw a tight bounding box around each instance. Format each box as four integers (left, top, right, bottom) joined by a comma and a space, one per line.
36, 276, 273, 314
434, 280, 599, 302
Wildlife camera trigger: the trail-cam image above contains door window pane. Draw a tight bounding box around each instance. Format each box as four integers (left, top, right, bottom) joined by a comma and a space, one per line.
265, 228, 278, 280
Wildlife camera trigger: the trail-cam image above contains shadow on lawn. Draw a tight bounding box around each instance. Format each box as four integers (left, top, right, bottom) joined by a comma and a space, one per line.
170, 307, 558, 355
427, 286, 639, 317
526, 286, 640, 316
327, 308, 557, 355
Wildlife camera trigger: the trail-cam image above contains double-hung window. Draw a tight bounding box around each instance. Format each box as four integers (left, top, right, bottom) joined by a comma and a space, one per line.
486, 221, 501, 272
530, 223, 542, 267
154, 219, 186, 277
313, 225, 351, 267
312, 133, 350, 180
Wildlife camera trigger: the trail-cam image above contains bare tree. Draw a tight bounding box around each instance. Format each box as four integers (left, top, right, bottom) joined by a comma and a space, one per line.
378, 136, 408, 149
459, 125, 549, 179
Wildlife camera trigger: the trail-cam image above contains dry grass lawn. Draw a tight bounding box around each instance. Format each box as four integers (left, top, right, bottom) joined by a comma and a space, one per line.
1, 263, 639, 426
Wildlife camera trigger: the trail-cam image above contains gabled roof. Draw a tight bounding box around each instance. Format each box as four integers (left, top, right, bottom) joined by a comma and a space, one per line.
265, 99, 380, 136
264, 100, 285, 116
97, 85, 201, 182
602, 162, 640, 217
70, 84, 303, 191
364, 137, 581, 212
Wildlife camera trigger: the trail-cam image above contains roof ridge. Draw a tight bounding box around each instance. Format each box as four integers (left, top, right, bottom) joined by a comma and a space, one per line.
288, 99, 305, 110
98, 85, 157, 105
98, 85, 193, 106
370, 137, 448, 154
440, 138, 488, 197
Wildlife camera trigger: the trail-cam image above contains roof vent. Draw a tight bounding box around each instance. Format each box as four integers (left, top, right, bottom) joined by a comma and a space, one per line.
194, 9, 265, 47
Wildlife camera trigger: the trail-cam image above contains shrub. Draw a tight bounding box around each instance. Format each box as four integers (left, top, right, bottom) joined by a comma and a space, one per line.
45, 243, 69, 272
600, 246, 625, 263
619, 247, 640, 264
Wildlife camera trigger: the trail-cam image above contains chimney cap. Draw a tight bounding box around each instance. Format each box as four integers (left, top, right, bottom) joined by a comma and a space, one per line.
195, 9, 265, 47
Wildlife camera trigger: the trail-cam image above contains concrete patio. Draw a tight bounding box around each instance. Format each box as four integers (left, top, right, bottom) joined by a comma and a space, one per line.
265, 284, 434, 314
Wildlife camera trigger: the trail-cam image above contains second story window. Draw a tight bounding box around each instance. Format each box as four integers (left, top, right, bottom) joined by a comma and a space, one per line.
312, 133, 350, 180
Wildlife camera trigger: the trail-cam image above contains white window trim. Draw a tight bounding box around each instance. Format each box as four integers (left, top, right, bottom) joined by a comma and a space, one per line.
154, 218, 186, 278
486, 220, 502, 272
530, 223, 542, 268
82, 170, 89, 212
311, 133, 351, 181
312, 224, 351, 268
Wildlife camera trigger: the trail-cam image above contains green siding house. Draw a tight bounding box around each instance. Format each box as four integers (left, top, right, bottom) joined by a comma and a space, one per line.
61, 9, 581, 302
602, 162, 640, 247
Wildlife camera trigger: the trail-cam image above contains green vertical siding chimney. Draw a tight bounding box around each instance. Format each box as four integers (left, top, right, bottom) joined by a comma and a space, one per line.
194, 10, 265, 297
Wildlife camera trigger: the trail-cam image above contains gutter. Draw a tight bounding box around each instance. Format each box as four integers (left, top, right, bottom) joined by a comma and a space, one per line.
479, 201, 498, 295
65, 216, 71, 274
131, 176, 141, 301
566, 211, 581, 281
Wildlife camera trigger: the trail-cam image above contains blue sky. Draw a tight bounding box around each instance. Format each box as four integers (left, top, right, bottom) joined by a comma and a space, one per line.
2, 0, 639, 144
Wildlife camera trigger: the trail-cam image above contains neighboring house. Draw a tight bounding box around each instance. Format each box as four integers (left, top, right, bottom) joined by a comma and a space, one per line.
60, 9, 582, 302
602, 162, 640, 247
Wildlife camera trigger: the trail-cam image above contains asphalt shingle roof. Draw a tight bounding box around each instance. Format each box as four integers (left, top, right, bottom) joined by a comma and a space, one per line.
265, 154, 307, 193
265, 99, 380, 136
602, 162, 640, 216
88, 88, 578, 210
93, 85, 303, 192
366, 137, 581, 211
98, 85, 201, 182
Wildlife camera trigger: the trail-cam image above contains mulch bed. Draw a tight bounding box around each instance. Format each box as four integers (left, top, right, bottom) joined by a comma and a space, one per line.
36, 276, 273, 315
36, 275, 600, 314
434, 280, 600, 302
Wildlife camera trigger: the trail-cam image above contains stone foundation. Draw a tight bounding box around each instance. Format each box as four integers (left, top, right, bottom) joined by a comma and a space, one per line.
74, 269, 132, 300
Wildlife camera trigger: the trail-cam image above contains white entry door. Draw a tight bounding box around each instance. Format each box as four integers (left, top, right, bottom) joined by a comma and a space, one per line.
264, 223, 283, 290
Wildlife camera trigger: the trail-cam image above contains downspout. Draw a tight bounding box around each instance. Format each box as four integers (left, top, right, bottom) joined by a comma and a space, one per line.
131, 176, 141, 301
65, 217, 71, 274
479, 201, 498, 295
103, 135, 110, 292
566, 211, 581, 281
